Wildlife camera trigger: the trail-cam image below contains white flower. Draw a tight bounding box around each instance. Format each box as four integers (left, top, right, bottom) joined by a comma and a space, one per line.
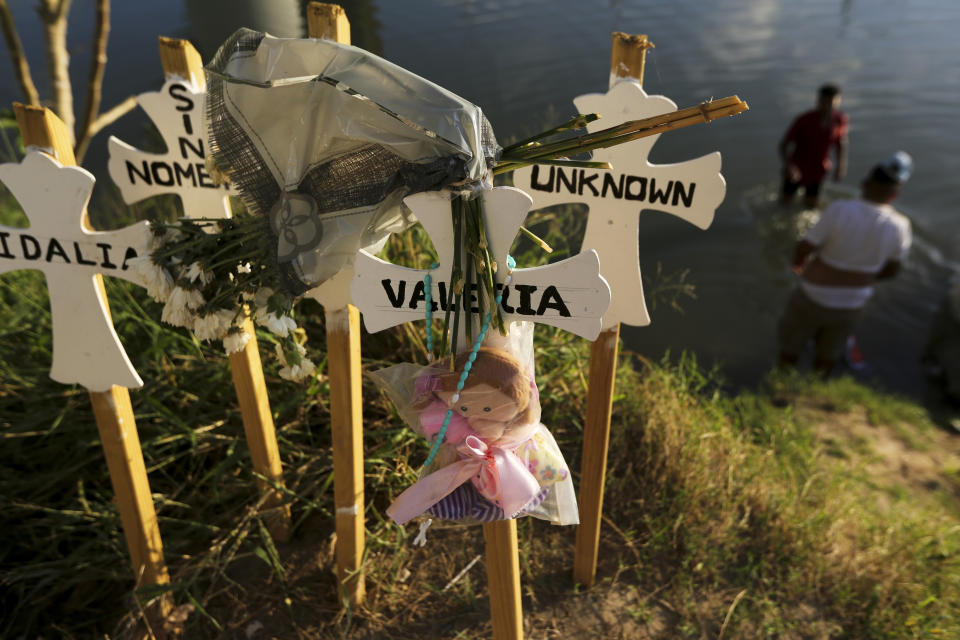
237, 262, 252, 274
223, 329, 252, 355
253, 288, 274, 308
161, 286, 204, 328
256, 308, 297, 338
185, 261, 213, 285
128, 255, 174, 302
193, 309, 236, 341
279, 359, 316, 382
275, 342, 315, 381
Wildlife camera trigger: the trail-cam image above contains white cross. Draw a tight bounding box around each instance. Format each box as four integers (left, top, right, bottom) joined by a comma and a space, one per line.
108, 78, 235, 219
512, 80, 726, 329
0, 151, 152, 391
350, 186, 611, 341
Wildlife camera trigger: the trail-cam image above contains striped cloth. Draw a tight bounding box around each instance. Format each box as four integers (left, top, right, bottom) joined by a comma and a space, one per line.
427, 482, 548, 523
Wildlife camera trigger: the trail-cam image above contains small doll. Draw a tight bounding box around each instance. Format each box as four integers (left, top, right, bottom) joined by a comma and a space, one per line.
415, 347, 540, 462
385, 347, 572, 524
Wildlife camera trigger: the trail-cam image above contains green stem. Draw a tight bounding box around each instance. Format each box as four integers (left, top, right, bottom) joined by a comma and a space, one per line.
501, 113, 600, 153
492, 158, 612, 176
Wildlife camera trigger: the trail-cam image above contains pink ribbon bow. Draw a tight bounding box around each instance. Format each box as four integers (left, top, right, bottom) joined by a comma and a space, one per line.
386, 435, 541, 525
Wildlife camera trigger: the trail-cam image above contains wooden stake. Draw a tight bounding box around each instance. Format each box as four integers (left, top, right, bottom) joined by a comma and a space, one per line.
572, 32, 651, 589
610, 32, 653, 85
573, 324, 620, 586
326, 305, 366, 605
307, 2, 351, 45
306, 3, 365, 606
483, 519, 524, 639
14, 102, 172, 620
157, 36, 292, 541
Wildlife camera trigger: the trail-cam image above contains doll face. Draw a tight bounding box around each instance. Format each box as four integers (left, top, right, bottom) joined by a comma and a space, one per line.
436, 383, 520, 439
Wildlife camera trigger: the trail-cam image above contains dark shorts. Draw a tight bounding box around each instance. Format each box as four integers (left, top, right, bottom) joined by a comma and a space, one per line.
779, 287, 863, 363
781, 174, 822, 199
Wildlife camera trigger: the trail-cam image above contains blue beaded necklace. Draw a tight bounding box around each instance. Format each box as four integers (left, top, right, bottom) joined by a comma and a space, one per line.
421, 255, 516, 468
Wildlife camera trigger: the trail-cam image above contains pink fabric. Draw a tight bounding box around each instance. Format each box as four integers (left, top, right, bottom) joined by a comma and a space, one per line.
386, 435, 541, 525
420, 400, 474, 444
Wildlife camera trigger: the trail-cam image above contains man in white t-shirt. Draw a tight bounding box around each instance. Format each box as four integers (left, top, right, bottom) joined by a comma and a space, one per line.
778, 152, 913, 375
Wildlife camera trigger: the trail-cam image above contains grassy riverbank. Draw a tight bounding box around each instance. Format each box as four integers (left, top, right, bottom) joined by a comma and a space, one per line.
2, 267, 959, 638
2, 193, 959, 638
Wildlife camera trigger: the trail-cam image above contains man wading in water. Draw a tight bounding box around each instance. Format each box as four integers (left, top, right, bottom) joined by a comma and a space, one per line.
778, 152, 913, 375
779, 84, 849, 209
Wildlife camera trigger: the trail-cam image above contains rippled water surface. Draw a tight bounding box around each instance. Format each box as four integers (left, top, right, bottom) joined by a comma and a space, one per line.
3, 0, 958, 395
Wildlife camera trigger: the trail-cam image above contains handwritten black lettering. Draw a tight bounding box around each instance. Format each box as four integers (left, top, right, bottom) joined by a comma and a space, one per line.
73, 241, 97, 266
578, 171, 599, 197
514, 284, 537, 315
530, 165, 554, 192
624, 175, 647, 201
97, 243, 117, 269
178, 137, 204, 160
649, 178, 672, 205
174, 162, 196, 187
0, 231, 13, 258
382, 279, 405, 308
169, 83, 194, 111
151, 163, 175, 187
120, 247, 138, 271
556, 167, 576, 194
20, 234, 41, 260
536, 285, 571, 316
601, 173, 624, 198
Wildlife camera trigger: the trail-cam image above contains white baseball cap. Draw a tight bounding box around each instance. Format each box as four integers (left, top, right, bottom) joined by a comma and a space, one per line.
877, 151, 913, 184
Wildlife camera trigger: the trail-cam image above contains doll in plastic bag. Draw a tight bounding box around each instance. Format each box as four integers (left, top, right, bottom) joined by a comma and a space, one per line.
371, 345, 578, 526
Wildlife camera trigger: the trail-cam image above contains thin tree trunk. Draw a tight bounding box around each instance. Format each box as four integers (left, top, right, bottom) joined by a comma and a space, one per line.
75, 0, 109, 162
38, 0, 75, 144
0, 0, 40, 105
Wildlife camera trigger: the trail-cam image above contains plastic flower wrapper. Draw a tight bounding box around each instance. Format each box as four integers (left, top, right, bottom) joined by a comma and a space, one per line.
205, 28, 500, 296
369, 331, 577, 526
135, 27, 500, 372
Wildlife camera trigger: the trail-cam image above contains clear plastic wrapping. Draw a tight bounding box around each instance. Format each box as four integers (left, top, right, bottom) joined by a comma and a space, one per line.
205, 29, 500, 295
370, 336, 577, 526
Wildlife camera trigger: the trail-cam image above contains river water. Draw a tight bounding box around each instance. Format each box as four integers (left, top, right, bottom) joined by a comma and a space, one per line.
2, 0, 958, 397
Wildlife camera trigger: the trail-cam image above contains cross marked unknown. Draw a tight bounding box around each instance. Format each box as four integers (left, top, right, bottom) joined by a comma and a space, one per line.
0, 151, 151, 391
108, 78, 235, 219
513, 81, 726, 329
351, 186, 611, 341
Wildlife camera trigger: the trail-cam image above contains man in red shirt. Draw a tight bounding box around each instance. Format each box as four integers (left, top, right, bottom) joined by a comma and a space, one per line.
779, 84, 849, 208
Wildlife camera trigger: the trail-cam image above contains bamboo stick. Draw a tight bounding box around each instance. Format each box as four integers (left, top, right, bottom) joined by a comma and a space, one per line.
14, 102, 172, 621
158, 35, 292, 541
572, 32, 649, 590
497, 96, 747, 168
306, 2, 366, 606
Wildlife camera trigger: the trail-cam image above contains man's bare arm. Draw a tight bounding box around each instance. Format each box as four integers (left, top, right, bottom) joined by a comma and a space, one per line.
792, 239, 817, 273
834, 137, 848, 181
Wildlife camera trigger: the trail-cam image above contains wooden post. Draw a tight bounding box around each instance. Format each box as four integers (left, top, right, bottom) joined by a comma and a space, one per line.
572, 325, 620, 586
483, 519, 524, 639
14, 103, 172, 617
325, 305, 366, 605
307, 2, 351, 44
157, 36, 292, 541
572, 32, 652, 589
306, 3, 365, 606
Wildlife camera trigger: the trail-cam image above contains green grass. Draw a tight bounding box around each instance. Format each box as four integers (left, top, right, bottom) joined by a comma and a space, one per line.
1, 189, 959, 637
